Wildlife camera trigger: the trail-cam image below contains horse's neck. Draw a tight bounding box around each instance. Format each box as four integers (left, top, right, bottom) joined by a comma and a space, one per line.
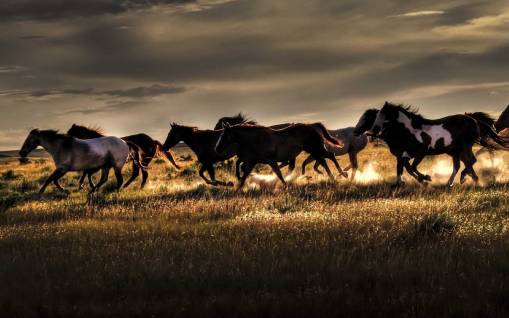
39, 137, 64, 159
181, 131, 201, 151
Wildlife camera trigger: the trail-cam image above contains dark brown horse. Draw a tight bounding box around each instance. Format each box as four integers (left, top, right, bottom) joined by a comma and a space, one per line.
67, 124, 180, 189
214, 123, 343, 191
215, 114, 354, 178
162, 123, 235, 186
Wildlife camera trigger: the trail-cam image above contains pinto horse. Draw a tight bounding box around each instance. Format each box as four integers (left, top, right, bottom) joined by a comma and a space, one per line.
354, 102, 509, 187
214, 123, 342, 191
19, 129, 140, 194
67, 124, 180, 189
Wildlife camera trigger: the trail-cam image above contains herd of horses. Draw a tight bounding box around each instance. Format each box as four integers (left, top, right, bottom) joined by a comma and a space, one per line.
18, 102, 509, 194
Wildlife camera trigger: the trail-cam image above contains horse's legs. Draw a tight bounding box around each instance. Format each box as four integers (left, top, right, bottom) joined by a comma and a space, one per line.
325, 151, 347, 178
235, 159, 243, 180
53, 178, 66, 192
87, 172, 96, 190
40, 168, 67, 194
288, 159, 296, 172
460, 150, 478, 184
236, 162, 255, 192
409, 155, 431, 183
198, 165, 214, 185
269, 161, 287, 188
301, 155, 315, 175
394, 156, 405, 187
78, 172, 87, 189
92, 167, 110, 193
447, 155, 461, 187
312, 161, 322, 174
114, 167, 123, 191
348, 151, 358, 181
207, 165, 232, 187
315, 156, 334, 180
140, 156, 151, 188
123, 162, 140, 189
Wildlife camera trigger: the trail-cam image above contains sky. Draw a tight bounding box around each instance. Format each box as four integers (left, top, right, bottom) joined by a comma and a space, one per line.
1, 0, 509, 150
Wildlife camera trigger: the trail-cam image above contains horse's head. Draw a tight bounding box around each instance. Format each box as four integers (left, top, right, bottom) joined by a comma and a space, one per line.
215, 123, 235, 154
163, 123, 190, 150
354, 108, 379, 136
19, 129, 41, 157
368, 101, 404, 136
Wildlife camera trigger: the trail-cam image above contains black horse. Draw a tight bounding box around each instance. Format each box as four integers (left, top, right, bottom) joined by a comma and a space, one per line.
67, 124, 180, 189
354, 102, 508, 187
162, 123, 236, 186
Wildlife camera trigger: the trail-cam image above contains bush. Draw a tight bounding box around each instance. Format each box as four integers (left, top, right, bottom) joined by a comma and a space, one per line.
1, 170, 20, 180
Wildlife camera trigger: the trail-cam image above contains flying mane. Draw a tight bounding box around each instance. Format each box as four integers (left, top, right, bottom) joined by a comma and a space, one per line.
385, 102, 427, 127
214, 113, 258, 129
67, 124, 105, 138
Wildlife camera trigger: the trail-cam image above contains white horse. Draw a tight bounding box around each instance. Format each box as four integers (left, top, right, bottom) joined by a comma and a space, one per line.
19, 129, 140, 194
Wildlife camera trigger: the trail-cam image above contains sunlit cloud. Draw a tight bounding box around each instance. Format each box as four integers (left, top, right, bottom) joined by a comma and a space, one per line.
390, 10, 445, 18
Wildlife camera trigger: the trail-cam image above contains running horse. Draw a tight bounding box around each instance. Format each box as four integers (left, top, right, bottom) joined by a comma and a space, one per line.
214, 123, 343, 191
67, 124, 180, 189
215, 114, 366, 179
19, 129, 141, 194
354, 102, 509, 187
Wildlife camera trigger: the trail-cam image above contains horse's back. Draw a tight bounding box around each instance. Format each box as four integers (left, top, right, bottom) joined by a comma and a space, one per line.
83, 137, 129, 165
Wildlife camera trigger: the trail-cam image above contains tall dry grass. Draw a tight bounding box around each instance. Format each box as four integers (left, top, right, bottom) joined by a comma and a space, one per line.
1, 145, 509, 317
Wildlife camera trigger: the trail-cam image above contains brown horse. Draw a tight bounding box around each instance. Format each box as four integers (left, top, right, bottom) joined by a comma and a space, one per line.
162, 123, 236, 186
67, 124, 180, 189
214, 123, 343, 191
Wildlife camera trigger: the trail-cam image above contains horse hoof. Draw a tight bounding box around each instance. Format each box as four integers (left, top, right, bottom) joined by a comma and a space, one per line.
341, 172, 348, 178
424, 175, 432, 182
226, 181, 234, 187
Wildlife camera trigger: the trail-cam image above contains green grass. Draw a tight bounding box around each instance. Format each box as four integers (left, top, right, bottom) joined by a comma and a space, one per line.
1, 145, 509, 317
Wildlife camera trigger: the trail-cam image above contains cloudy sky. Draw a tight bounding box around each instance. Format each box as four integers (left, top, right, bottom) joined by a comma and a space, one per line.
1, 0, 509, 150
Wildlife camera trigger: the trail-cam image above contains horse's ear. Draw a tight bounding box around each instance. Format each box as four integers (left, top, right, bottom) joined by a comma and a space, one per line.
170, 122, 175, 128
384, 101, 389, 106
71, 124, 76, 127
30, 128, 40, 135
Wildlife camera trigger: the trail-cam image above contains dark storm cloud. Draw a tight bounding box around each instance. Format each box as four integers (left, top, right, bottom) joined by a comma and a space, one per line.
342, 43, 509, 98
1, 0, 509, 150
64, 101, 146, 115
0, 84, 187, 99
0, 0, 194, 21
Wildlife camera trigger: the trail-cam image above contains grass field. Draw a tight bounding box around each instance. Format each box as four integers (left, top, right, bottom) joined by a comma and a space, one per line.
1, 144, 509, 317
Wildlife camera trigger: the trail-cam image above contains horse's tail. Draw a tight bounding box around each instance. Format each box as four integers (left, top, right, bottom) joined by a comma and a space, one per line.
154, 140, 181, 169
313, 123, 344, 147
467, 113, 509, 151
126, 141, 146, 170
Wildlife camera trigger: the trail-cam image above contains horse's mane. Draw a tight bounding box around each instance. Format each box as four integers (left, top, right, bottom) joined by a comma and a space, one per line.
215, 113, 258, 129
384, 102, 425, 127
37, 129, 74, 145
232, 113, 257, 125
68, 124, 105, 137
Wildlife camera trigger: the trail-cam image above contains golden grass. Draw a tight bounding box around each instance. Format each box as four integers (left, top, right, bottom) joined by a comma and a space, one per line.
1, 145, 509, 317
